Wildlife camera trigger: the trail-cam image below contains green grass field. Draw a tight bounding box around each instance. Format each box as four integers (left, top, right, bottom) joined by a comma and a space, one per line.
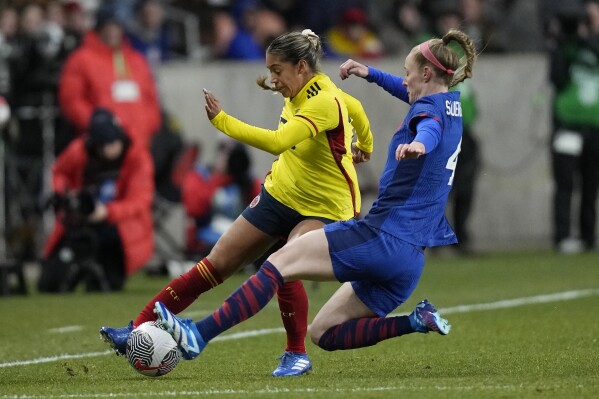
1, 250, 598, 399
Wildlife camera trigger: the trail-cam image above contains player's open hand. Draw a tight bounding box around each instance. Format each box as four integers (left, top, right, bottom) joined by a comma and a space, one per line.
339, 59, 369, 80
203, 88, 222, 120
396, 142, 426, 160
352, 143, 371, 164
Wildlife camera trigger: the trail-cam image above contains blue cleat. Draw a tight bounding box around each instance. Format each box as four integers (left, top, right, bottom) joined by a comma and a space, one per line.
271, 352, 313, 377
409, 299, 451, 335
153, 301, 206, 360
99, 321, 134, 356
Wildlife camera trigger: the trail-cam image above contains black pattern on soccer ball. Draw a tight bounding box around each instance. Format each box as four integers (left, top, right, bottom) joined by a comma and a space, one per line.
125, 321, 181, 377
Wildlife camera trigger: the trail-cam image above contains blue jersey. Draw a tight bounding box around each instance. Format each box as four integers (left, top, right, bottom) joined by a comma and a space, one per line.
364, 68, 462, 247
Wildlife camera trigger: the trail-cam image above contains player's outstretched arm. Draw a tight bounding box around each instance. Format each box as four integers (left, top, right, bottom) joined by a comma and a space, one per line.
339, 59, 369, 80
203, 88, 312, 155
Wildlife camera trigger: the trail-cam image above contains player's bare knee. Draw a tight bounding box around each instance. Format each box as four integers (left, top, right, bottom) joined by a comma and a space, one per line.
309, 328, 323, 346
267, 247, 295, 277
309, 318, 328, 346
268, 243, 292, 264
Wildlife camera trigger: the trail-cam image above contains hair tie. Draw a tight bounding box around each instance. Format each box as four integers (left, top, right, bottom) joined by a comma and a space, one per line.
419, 41, 454, 74
302, 29, 317, 38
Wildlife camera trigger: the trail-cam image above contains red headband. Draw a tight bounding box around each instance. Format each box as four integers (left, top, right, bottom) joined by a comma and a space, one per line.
419, 41, 454, 75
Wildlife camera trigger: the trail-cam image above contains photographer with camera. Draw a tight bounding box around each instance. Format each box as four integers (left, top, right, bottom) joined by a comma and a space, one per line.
39, 108, 155, 292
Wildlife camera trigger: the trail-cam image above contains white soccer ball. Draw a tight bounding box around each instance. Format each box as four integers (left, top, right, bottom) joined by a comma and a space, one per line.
125, 321, 182, 377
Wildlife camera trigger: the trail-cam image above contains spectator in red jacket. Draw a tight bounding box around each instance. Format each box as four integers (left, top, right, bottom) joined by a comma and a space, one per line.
58, 6, 160, 148
39, 108, 155, 292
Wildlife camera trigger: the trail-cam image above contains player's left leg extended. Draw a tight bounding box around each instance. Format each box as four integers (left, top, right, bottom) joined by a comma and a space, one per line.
312, 223, 450, 351
312, 283, 450, 352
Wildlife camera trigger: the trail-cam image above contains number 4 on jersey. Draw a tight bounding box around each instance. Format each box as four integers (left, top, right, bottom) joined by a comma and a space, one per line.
445, 138, 462, 186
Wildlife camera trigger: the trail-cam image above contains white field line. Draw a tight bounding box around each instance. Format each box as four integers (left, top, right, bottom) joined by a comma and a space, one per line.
2, 288, 598, 369
390, 288, 599, 317
212, 327, 284, 341
0, 351, 114, 368
48, 325, 83, 333
0, 385, 521, 399
437, 288, 599, 315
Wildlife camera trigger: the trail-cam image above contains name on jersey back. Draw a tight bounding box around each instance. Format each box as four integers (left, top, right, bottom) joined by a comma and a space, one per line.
445, 100, 462, 117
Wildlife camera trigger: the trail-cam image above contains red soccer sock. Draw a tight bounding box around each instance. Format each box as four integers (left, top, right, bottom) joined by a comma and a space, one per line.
277, 280, 308, 353
134, 258, 223, 327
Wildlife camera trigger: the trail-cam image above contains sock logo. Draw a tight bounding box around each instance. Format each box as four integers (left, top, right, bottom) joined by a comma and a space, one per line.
281, 311, 295, 317
166, 286, 179, 301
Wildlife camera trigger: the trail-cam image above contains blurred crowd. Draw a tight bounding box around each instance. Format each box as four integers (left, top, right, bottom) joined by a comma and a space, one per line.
0, 0, 598, 294
0, 0, 553, 81
0, 0, 575, 98
183, 0, 545, 59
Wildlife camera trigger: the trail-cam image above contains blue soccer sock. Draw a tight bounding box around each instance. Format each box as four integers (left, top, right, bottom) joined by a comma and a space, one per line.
196, 261, 284, 342
317, 315, 413, 351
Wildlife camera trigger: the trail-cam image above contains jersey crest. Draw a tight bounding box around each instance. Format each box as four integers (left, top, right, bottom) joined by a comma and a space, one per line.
249, 194, 260, 208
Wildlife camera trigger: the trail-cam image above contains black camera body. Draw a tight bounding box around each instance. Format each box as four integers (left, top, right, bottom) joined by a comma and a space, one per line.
52, 189, 96, 226
49, 189, 98, 263
40, 189, 111, 292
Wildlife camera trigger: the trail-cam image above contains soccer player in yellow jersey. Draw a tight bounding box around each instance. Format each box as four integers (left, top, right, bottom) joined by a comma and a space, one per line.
206, 57, 370, 220
100, 29, 373, 377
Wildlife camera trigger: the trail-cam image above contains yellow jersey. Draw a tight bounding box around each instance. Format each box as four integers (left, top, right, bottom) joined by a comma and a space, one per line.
210, 72, 373, 220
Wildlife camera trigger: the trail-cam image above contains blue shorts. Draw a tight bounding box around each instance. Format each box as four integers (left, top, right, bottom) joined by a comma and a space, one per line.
242, 186, 335, 239
324, 219, 425, 316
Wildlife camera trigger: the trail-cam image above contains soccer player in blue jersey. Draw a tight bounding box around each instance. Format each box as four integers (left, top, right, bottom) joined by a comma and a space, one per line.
154, 29, 477, 363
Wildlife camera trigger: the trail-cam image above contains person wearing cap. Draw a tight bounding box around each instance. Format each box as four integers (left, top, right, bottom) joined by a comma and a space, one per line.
58, 6, 160, 148
61, 1, 88, 53
324, 6, 384, 59
39, 108, 155, 292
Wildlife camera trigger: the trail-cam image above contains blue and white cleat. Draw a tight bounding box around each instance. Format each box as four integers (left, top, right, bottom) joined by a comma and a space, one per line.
99, 321, 134, 356
271, 352, 313, 377
409, 299, 451, 335
153, 301, 206, 360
